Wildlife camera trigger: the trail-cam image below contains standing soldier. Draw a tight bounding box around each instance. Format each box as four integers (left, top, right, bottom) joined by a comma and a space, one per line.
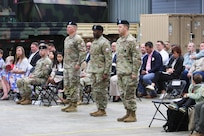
61, 21, 86, 112
88, 25, 112, 117
16, 43, 52, 105
116, 20, 141, 122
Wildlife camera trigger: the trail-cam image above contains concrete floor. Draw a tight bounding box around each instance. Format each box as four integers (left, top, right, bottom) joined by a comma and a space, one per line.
0, 98, 191, 136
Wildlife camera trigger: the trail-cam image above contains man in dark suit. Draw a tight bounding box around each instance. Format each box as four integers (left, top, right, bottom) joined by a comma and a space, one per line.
138, 41, 163, 98
28, 42, 41, 67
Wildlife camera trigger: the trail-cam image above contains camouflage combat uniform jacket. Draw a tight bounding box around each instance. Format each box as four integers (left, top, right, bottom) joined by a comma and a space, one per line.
116, 34, 141, 76
88, 35, 112, 74
64, 34, 86, 69
31, 56, 52, 80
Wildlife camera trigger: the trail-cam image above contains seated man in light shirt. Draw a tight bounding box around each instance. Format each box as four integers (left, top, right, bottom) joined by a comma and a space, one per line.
156, 40, 169, 66
137, 41, 163, 98
180, 42, 196, 92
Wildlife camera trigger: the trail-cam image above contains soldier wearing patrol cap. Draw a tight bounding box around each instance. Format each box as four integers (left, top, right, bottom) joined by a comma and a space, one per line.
88, 25, 112, 117
116, 20, 141, 122
61, 21, 86, 112
16, 43, 52, 105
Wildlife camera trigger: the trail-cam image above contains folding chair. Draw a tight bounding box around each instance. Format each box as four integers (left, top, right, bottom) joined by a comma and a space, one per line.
149, 79, 187, 128
32, 83, 65, 106
166, 80, 186, 98
82, 85, 94, 104
149, 99, 171, 127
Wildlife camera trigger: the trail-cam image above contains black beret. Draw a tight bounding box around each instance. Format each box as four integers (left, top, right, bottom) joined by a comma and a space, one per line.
67, 21, 77, 26
92, 25, 103, 32
117, 20, 129, 25
39, 43, 47, 50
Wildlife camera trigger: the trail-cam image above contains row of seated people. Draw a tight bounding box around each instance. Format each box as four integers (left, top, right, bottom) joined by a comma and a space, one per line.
0, 43, 61, 104
139, 41, 204, 136
0, 46, 34, 100
138, 41, 204, 99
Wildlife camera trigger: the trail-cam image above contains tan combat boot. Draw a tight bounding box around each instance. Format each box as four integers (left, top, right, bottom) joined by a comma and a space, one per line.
16, 97, 26, 104
61, 104, 71, 112
63, 99, 70, 104
90, 109, 106, 117
117, 109, 130, 122
90, 109, 100, 116
123, 110, 137, 122
20, 97, 32, 105
65, 102, 77, 112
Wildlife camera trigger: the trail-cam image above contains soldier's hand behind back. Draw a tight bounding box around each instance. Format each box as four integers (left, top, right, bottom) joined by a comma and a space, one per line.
102, 74, 108, 80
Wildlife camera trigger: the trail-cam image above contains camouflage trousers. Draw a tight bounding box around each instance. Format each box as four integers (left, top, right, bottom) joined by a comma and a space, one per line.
91, 73, 109, 110
17, 77, 46, 96
117, 74, 138, 111
63, 68, 80, 103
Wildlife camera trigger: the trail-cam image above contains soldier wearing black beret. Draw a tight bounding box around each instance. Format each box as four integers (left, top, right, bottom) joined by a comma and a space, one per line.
92, 25, 104, 32
61, 21, 86, 113
89, 24, 112, 117
39, 43, 48, 50
117, 19, 130, 29
116, 19, 141, 122
67, 21, 77, 26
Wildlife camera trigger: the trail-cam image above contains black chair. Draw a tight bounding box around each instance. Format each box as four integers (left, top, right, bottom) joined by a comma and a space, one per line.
149, 79, 187, 128
32, 83, 65, 106
32, 69, 65, 106
82, 85, 94, 104
149, 99, 171, 127
166, 80, 186, 98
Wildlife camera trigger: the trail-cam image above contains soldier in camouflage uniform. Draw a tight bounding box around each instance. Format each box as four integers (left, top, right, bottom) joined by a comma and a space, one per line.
88, 25, 112, 117
16, 43, 52, 105
116, 20, 141, 122
61, 21, 86, 112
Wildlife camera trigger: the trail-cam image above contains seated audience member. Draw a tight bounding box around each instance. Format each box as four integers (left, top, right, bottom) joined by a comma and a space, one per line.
187, 42, 204, 79
140, 43, 147, 60
164, 41, 171, 55
190, 42, 204, 60
48, 50, 57, 67
180, 42, 196, 92
0, 56, 14, 100
47, 52, 63, 85
79, 42, 92, 104
47, 52, 64, 102
0, 49, 5, 92
0, 46, 30, 100
28, 42, 41, 67
190, 101, 204, 136
156, 40, 169, 66
0, 49, 5, 71
168, 74, 204, 113
187, 45, 204, 91
109, 42, 121, 102
147, 46, 184, 99
85, 42, 91, 63
137, 41, 163, 98
16, 44, 52, 105
47, 43, 57, 53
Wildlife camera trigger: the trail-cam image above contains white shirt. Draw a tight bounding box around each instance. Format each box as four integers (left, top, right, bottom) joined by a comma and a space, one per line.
159, 49, 169, 66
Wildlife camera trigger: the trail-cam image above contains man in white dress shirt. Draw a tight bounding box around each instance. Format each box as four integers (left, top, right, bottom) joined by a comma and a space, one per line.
156, 40, 169, 66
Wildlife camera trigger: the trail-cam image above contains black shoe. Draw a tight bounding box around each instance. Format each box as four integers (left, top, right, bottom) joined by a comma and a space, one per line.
113, 97, 121, 102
